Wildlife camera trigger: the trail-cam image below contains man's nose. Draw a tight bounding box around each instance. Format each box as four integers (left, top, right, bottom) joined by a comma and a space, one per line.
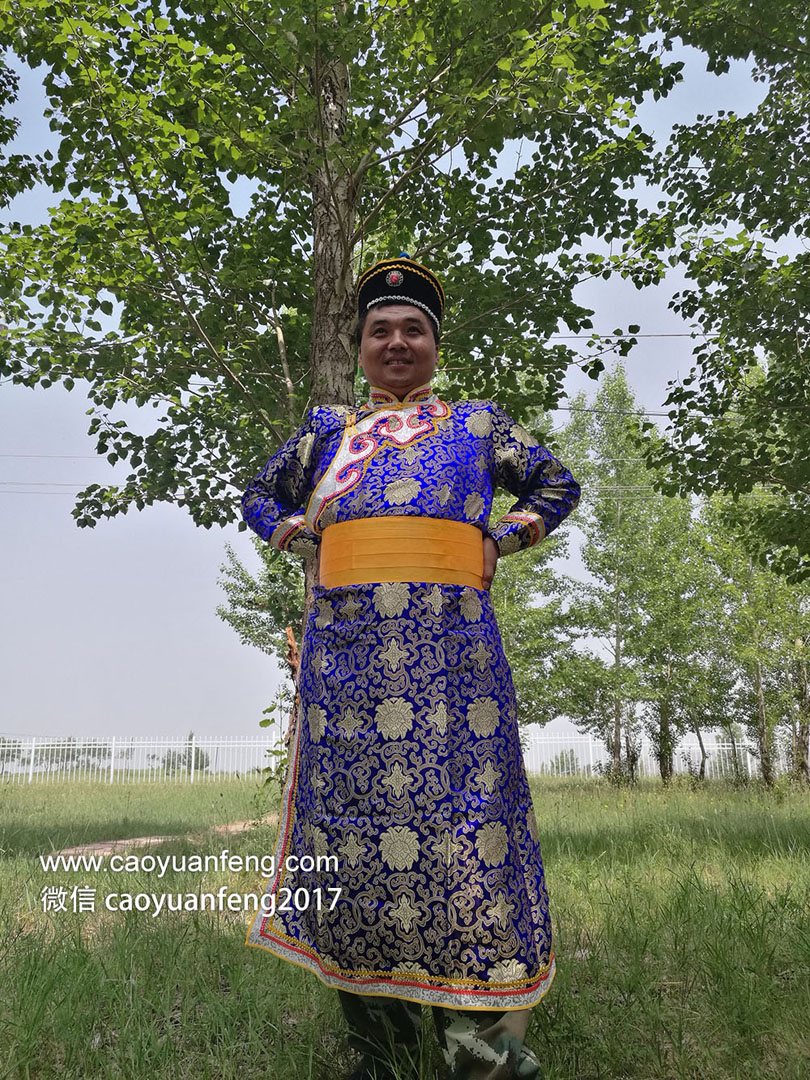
388, 328, 408, 349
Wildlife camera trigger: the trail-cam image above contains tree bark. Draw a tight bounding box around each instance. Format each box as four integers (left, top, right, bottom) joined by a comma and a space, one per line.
795, 655, 809, 783
658, 689, 673, 783
692, 718, 708, 781
727, 726, 743, 782
754, 657, 773, 785
624, 727, 638, 783
284, 46, 357, 731
309, 49, 357, 408
283, 626, 301, 747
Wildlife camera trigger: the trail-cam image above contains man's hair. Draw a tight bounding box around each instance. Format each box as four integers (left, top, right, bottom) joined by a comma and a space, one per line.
355, 305, 441, 348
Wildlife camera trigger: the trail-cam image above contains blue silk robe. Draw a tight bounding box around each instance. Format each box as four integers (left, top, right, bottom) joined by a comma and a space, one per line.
242, 383, 580, 1010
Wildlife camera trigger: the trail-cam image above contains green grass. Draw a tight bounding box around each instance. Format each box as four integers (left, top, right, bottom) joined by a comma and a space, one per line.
1, 778, 809, 1079
536, 779, 810, 1080
0, 779, 270, 857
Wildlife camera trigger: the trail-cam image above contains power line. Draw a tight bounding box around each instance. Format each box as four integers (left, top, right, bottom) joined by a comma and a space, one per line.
1, 398, 804, 461
0, 486, 791, 501
0, 451, 657, 464
551, 405, 673, 416
0, 478, 776, 492
545, 332, 711, 339
0, 462, 654, 487
0, 452, 102, 460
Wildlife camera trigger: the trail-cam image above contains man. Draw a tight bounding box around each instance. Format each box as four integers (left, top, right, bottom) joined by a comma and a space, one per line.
242, 256, 580, 1080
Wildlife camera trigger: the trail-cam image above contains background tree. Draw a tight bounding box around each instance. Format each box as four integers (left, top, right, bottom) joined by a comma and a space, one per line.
555, 366, 660, 778
217, 539, 305, 665
543, 747, 581, 776
792, 634, 810, 782
0, 53, 38, 208
0, 0, 681, 530
553, 365, 746, 781
676, 649, 738, 779
0, 737, 24, 773
217, 538, 306, 734
636, 1, 810, 580
700, 496, 810, 784
489, 492, 576, 727
630, 497, 715, 781
162, 731, 210, 775
30, 737, 111, 773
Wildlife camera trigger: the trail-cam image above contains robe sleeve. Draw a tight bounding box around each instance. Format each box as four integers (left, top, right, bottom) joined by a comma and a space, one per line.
241, 410, 322, 556
487, 403, 581, 557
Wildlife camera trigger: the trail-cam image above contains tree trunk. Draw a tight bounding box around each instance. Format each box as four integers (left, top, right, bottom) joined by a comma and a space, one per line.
612, 500, 622, 777
658, 695, 673, 782
692, 719, 708, 780
795, 656, 810, 783
283, 626, 301, 747
290, 49, 357, 723
728, 727, 743, 782
754, 657, 773, 785
309, 50, 357, 407
624, 727, 638, 783
658, 664, 674, 782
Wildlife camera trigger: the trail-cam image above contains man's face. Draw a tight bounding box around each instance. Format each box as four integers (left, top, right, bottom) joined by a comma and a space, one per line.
358, 304, 439, 399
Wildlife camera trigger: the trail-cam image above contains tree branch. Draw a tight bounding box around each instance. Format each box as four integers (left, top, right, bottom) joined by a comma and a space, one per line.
217, 0, 311, 99
67, 31, 276, 432
443, 267, 608, 339
270, 281, 298, 435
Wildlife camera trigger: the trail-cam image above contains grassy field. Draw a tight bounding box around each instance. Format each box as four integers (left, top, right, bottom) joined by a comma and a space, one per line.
0, 779, 271, 857
1, 778, 809, 1080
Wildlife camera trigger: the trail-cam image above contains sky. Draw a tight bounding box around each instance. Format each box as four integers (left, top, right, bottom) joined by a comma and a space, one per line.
0, 44, 767, 739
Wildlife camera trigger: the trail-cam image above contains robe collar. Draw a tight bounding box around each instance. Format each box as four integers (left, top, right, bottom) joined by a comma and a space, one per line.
366, 382, 437, 409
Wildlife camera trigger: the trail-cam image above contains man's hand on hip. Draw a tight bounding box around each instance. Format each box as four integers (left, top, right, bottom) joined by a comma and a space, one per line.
482, 536, 499, 592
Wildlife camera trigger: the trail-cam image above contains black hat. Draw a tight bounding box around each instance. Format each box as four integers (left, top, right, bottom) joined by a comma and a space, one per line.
356, 254, 445, 332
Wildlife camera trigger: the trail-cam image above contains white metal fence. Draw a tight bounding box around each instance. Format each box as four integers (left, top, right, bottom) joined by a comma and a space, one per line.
0, 733, 285, 784
519, 732, 786, 780
0, 729, 789, 784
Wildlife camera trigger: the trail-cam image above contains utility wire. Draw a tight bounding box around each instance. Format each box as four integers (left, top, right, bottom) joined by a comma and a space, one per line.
0, 453, 103, 459
0, 487, 790, 501
544, 332, 712, 339
1, 397, 803, 460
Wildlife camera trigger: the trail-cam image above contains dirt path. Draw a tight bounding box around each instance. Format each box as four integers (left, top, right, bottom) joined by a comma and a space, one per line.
56, 813, 279, 857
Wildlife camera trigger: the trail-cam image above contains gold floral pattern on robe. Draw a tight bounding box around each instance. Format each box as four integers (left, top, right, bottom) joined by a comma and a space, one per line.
465, 409, 493, 438
380, 826, 421, 870
385, 477, 421, 505
477, 822, 509, 867
247, 582, 556, 1009
467, 696, 500, 737
374, 582, 411, 617
307, 705, 326, 742
375, 697, 415, 739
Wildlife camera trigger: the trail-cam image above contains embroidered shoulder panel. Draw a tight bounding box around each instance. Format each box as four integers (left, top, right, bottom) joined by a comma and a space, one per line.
306, 400, 451, 532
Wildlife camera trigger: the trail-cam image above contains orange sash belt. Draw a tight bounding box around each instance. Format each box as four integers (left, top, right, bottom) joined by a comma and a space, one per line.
320, 516, 484, 589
